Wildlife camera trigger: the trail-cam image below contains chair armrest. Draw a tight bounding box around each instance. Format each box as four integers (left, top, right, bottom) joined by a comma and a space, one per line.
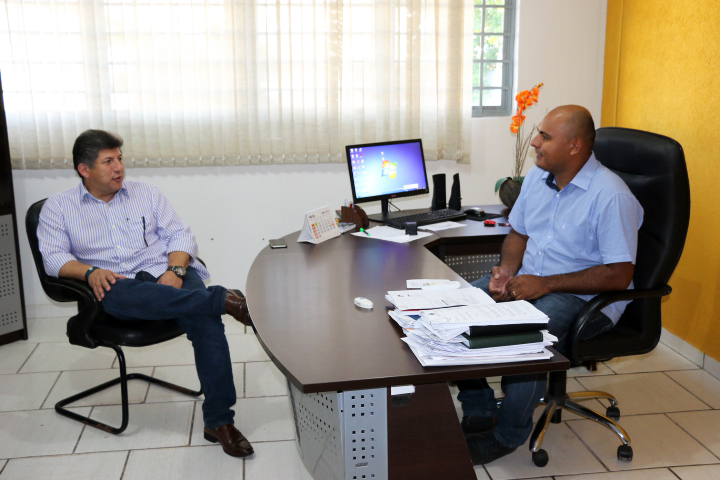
568, 285, 672, 353
45, 276, 106, 349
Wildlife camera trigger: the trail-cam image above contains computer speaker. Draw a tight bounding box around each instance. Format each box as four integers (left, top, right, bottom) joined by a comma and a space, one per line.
448, 173, 461, 211
431, 174, 446, 211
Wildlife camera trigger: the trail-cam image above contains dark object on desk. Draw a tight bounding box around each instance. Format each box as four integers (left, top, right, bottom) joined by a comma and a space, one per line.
467, 322, 548, 337
462, 331, 544, 349
385, 208, 466, 229
341, 205, 370, 229
463, 207, 502, 222
269, 238, 287, 248
405, 221, 418, 236
431, 173, 447, 210
25, 199, 204, 434
448, 173, 462, 211
523, 127, 691, 467
498, 177, 523, 209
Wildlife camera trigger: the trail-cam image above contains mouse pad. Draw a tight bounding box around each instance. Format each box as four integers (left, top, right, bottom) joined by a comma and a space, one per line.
465, 213, 503, 222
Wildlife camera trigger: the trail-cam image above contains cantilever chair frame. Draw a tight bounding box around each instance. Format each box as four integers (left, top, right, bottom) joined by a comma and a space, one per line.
26, 198, 203, 434
523, 127, 691, 467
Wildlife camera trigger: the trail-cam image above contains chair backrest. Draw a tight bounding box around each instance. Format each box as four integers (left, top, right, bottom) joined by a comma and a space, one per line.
594, 127, 690, 291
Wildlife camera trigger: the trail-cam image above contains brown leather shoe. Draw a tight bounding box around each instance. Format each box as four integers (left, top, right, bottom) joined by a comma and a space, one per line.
204, 424, 254, 457
225, 289, 252, 326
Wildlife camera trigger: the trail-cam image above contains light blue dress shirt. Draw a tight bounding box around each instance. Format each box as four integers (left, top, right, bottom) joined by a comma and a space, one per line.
38, 180, 210, 280
509, 154, 643, 323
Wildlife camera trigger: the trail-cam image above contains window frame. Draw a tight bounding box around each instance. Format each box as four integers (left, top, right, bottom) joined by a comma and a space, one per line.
472, 0, 516, 118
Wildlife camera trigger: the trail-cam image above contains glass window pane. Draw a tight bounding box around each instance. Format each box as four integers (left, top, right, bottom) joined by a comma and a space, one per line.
473, 88, 481, 107
473, 62, 481, 86
474, 7, 483, 32
483, 35, 503, 61
473, 36, 483, 60
482, 89, 502, 107
484, 7, 505, 33
482, 62, 503, 87
486, 0, 506, 6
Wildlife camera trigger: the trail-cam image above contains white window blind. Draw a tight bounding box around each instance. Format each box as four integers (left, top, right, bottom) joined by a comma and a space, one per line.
1, 0, 472, 169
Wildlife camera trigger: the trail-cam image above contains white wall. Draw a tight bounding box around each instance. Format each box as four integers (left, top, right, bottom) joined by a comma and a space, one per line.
12, 0, 608, 318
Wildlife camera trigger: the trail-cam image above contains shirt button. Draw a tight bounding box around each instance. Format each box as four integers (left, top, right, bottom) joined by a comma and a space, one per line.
556, 193, 559, 197
538, 251, 543, 255
548, 235, 552, 239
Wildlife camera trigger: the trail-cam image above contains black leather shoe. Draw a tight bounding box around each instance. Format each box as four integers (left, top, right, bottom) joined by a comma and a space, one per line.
225, 289, 253, 326
466, 430, 517, 465
204, 424, 254, 457
461, 415, 497, 436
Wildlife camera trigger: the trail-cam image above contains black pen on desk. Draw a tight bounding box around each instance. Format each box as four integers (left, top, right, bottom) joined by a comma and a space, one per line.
359, 228, 370, 236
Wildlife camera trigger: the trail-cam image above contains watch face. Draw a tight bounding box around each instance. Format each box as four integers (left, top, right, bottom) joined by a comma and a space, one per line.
170, 266, 186, 278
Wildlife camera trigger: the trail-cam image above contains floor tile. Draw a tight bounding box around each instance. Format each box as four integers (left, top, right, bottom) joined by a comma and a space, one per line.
244, 440, 313, 480
42, 367, 154, 409
227, 334, 270, 363
558, 468, 680, 479
191, 396, 294, 445
222, 315, 247, 335
472, 466, 492, 480
146, 364, 244, 403
124, 445, 244, 480
567, 361, 615, 377
24, 317, 68, 343
0, 343, 37, 375
19, 343, 115, 373
245, 361, 288, 398
0, 372, 59, 412
604, 344, 699, 374
668, 410, 720, 457
0, 459, 6, 471
0, 407, 91, 459
672, 464, 720, 480
483, 422, 605, 480
569, 413, 718, 470
666, 369, 720, 409
0, 451, 127, 480
575, 372, 709, 415
119, 336, 196, 368
75, 401, 195, 453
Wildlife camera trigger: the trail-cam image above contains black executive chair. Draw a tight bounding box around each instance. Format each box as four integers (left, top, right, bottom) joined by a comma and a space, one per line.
26, 199, 203, 434
527, 127, 691, 467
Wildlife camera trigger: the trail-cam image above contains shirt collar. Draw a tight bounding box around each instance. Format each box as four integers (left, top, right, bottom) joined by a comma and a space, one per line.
541, 153, 600, 193
77, 181, 129, 203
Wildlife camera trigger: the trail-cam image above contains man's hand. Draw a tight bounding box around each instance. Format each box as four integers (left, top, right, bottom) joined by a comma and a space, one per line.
488, 266, 515, 302
158, 270, 183, 289
504, 274, 550, 301
88, 269, 126, 301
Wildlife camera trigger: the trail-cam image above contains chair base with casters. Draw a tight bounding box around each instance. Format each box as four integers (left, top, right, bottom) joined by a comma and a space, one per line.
55, 342, 202, 434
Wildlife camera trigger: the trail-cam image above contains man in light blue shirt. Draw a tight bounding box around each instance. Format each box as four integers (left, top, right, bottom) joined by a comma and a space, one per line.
459, 106, 643, 464
38, 129, 254, 458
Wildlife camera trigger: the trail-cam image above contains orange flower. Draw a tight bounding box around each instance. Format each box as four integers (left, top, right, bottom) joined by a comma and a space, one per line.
510, 83, 543, 132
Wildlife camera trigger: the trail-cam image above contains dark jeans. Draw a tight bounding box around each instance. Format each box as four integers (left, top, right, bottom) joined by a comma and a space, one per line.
456, 274, 613, 448
102, 267, 236, 428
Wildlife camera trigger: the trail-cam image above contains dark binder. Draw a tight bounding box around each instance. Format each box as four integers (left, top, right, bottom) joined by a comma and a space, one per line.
462, 331, 544, 349
465, 322, 548, 337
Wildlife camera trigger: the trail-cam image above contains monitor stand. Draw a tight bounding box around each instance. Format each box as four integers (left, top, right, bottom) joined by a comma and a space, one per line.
366, 200, 433, 224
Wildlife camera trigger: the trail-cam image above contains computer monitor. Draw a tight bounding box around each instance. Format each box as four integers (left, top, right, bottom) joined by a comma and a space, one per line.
345, 139, 430, 223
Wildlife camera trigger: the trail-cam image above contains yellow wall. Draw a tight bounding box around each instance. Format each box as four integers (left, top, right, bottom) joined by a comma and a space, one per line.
602, 0, 720, 361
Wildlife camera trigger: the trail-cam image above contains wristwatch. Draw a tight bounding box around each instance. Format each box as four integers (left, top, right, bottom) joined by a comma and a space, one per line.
167, 266, 187, 279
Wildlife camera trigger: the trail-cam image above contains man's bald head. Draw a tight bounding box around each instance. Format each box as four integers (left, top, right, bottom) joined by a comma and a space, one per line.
548, 105, 596, 152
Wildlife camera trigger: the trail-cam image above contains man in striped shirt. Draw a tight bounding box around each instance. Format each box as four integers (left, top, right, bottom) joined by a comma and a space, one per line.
37, 129, 254, 458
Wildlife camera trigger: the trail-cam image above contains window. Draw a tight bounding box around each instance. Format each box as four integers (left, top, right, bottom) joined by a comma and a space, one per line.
472, 0, 515, 117
0, 0, 472, 168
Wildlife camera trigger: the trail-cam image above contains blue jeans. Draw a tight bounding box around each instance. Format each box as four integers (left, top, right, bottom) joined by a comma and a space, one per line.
456, 275, 613, 448
102, 267, 236, 429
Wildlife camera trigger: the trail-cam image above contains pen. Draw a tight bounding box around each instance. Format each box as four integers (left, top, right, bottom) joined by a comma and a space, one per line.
498, 222, 511, 227
359, 228, 370, 236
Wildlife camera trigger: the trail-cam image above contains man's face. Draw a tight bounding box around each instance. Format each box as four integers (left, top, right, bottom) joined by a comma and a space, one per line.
529, 113, 572, 175
79, 147, 124, 201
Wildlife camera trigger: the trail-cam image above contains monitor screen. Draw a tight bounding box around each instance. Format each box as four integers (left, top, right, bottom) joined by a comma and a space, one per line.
345, 139, 429, 207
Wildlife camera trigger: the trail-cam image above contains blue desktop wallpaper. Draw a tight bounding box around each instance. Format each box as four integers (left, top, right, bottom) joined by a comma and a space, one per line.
348, 141, 428, 201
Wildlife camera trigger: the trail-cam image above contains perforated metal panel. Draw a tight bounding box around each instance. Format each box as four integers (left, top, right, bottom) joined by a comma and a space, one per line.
0, 214, 23, 336
444, 253, 500, 283
290, 382, 388, 480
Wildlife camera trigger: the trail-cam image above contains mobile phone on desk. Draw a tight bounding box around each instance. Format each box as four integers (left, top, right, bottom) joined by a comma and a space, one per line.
269, 238, 287, 249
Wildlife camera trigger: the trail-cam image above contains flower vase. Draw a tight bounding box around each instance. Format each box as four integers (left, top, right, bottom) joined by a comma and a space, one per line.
496, 177, 523, 210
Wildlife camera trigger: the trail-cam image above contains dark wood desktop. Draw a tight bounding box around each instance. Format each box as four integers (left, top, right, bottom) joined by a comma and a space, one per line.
246, 205, 569, 479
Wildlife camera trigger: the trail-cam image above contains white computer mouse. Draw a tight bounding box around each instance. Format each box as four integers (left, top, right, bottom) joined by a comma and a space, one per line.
354, 297, 374, 309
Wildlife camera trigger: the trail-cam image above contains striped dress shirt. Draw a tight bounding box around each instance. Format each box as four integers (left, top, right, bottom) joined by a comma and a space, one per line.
38, 180, 210, 280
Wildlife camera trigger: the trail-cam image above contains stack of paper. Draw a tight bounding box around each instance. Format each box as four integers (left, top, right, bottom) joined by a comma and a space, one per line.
387, 287, 556, 367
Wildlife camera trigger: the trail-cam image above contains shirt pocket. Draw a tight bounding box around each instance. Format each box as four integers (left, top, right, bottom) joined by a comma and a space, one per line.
556, 223, 594, 260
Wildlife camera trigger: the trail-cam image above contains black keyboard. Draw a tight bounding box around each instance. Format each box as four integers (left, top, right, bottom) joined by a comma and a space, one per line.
385, 209, 467, 229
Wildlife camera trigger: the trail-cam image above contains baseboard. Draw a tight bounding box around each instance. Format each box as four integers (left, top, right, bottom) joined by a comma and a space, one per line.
661, 327, 720, 381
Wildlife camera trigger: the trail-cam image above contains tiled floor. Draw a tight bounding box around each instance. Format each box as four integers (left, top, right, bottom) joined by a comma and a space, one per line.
1, 317, 719, 480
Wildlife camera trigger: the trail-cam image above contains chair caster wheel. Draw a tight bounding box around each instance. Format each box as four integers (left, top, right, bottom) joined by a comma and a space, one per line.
606, 406, 620, 420
532, 449, 549, 467
617, 445, 633, 461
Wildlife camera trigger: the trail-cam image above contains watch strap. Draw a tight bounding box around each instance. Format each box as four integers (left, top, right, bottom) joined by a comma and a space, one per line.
85, 266, 99, 282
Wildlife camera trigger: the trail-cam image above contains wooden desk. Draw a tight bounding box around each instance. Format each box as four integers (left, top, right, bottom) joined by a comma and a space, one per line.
246, 207, 568, 480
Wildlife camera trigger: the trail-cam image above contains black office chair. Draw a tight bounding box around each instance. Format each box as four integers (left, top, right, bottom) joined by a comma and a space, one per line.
527, 127, 691, 466
25, 198, 203, 434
